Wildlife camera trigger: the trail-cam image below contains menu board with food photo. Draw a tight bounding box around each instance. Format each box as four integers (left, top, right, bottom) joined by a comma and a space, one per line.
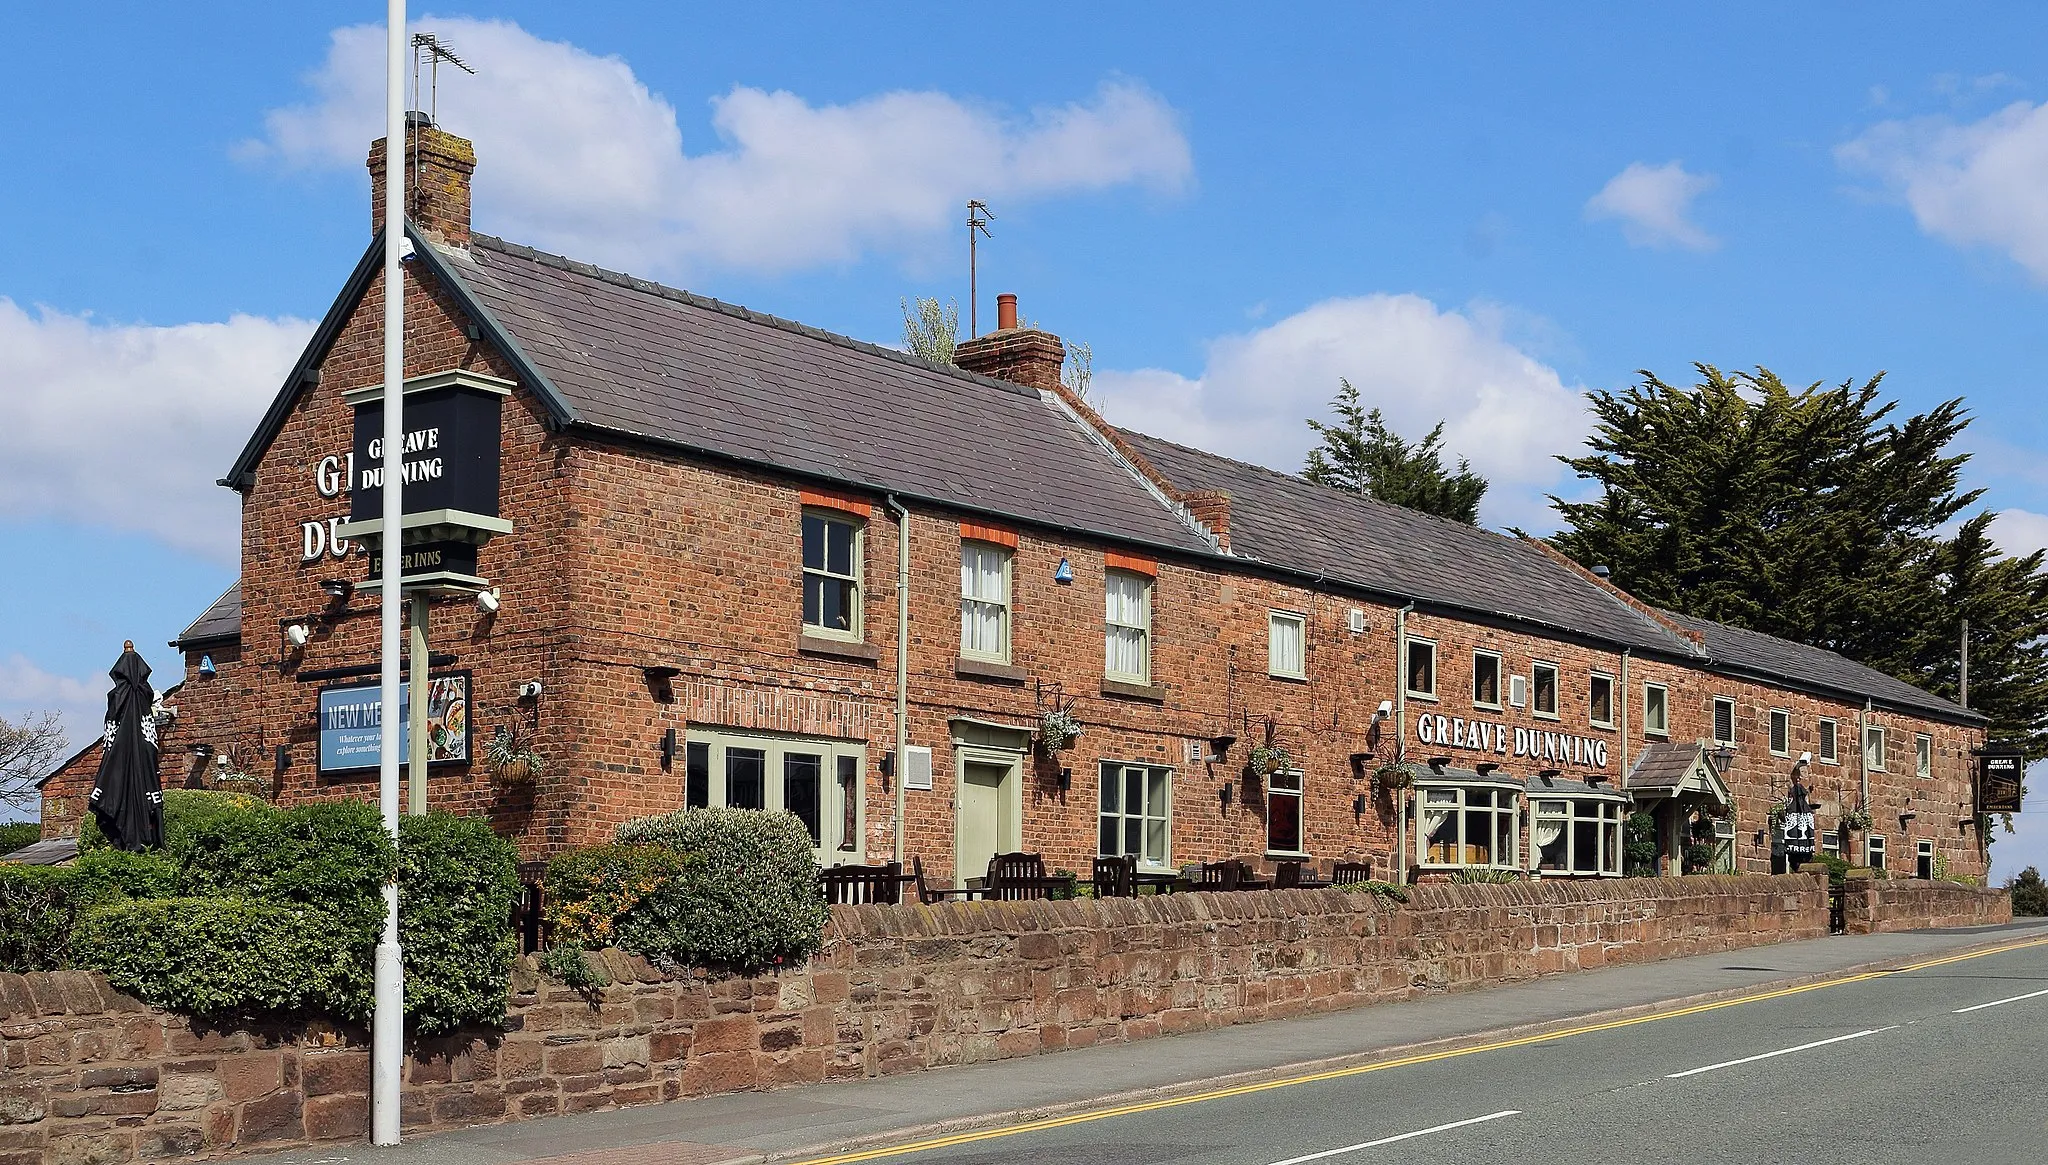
318, 672, 472, 775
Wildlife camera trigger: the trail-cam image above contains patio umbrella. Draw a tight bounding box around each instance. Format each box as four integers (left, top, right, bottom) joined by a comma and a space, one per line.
87, 641, 164, 851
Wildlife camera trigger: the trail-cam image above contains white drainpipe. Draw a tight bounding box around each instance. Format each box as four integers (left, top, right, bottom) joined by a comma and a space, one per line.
886, 495, 912, 864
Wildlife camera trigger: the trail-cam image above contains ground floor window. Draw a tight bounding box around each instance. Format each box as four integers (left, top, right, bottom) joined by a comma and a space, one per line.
1532, 798, 1625, 876
1867, 834, 1887, 874
1100, 762, 1171, 868
685, 727, 863, 861
1267, 770, 1304, 854
1418, 785, 1519, 869
1917, 839, 1935, 880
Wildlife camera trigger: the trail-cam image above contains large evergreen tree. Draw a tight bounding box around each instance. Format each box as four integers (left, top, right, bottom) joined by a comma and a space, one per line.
1305, 379, 1489, 524
1552, 365, 2048, 754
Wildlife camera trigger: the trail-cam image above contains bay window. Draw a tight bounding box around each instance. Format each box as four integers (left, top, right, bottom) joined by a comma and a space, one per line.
683, 728, 864, 862
1532, 798, 1625, 876
1417, 785, 1519, 870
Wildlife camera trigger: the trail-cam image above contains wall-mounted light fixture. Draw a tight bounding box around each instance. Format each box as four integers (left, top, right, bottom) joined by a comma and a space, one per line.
1476, 762, 1499, 777
283, 622, 311, 651
1371, 700, 1393, 725
1058, 767, 1072, 791
1536, 768, 1560, 786
1428, 756, 1452, 774
318, 578, 354, 603
1352, 793, 1368, 816
642, 665, 680, 703
475, 588, 501, 615
1348, 752, 1371, 777
660, 727, 677, 771
1209, 734, 1237, 763
274, 745, 291, 778
188, 743, 214, 760
518, 680, 543, 701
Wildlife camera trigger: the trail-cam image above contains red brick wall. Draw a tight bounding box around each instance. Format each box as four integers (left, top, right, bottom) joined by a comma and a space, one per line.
0, 874, 1828, 1165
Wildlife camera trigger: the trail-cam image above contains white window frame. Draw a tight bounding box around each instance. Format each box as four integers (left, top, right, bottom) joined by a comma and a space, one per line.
1472, 650, 1502, 710
1916, 733, 1932, 780
1099, 762, 1172, 869
1642, 683, 1669, 737
801, 509, 863, 640
1866, 833, 1887, 873
1712, 697, 1737, 746
1713, 818, 1737, 874
684, 727, 864, 864
1769, 709, 1791, 758
1864, 724, 1887, 772
1530, 797, 1625, 877
1415, 785, 1521, 871
1916, 839, 1935, 880
1531, 661, 1560, 720
1269, 610, 1307, 680
959, 540, 1013, 663
1588, 672, 1615, 730
1821, 829, 1841, 859
1818, 717, 1839, 764
1405, 636, 1438, 699
1265, 769, 1306, 856
1104, 570, 1153, 684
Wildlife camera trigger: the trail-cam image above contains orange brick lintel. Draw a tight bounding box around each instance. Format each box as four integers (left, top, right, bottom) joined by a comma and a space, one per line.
1104, 550, 1158, 577
959, 522, 1020, 548
800, 488, 874, 518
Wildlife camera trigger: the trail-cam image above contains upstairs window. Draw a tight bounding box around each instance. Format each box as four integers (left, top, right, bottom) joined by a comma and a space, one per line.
1713, 697, 1736, 746
1916, 733, 1932, 779
1472, 651, 1502, 709
1588, 673, 1614, 729
1104, 570, 1153, 683
1269, 611, 1307, 679
1818, 717, 1839, 764
1532, 662, 1560, 718
802, 511, 862, 638
1865, 724, 1887, 772
1769, 709, 1790, 757
1643, 683, 1669, 737
959, 542, 1012, 662
1406, 638, 1438, 698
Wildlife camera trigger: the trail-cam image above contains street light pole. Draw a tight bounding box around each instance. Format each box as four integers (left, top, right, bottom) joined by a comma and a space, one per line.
373, 0, 408, 1146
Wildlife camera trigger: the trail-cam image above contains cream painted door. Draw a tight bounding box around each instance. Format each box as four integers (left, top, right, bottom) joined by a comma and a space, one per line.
955, 757, 1019, 882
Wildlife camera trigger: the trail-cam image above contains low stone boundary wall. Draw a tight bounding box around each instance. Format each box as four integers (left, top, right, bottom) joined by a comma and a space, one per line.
1841, 876, 2012, 934
1, 874, 1825, 1165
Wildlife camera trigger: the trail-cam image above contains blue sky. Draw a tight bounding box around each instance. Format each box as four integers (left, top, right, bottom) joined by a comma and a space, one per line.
5, 3, 2047, 871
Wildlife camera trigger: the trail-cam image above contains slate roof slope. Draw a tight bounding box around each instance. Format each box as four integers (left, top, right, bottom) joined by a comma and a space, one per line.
1121, 431, 1694, 654
445, 237, 1213, 556
1625, 741, 1708, 792
171, 583, 241, 649
1659, 610, 1980, 723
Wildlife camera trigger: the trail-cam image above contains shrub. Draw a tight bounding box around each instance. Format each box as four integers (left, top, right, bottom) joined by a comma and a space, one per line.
2, 865, 118, 972
78, 788, 266, 853
1337, 880, 1411, 903
72, 848, 180, 900
543, 843, 694, 949
2010, 867, 2048, 916
178, 798, 395, 937
1450, 867, 1522, 885
538, 945, 611, 989
74, 898, 366, 1018
1623, 812, 1658, 877
1801, 853, 1853, 886
0, 821, 38, 856
613, 807, 828, 972
399, 812, 520, 1036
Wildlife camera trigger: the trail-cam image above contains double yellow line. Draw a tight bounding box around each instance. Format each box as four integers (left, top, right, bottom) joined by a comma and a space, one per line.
784, 933, 2048, 1165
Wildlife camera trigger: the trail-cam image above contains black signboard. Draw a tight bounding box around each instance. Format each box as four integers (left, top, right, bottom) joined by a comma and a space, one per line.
366, 539, 480, 582
1979, 752, 2026, 814
351, 380, 503, 523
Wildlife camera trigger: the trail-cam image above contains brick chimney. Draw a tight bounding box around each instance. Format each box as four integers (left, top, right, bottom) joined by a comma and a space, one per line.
367, 117, 477, 248
954, 293, 1066, 392
1185, 490, 1232, 552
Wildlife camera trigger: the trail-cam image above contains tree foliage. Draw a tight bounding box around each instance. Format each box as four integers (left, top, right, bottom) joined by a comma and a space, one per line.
1304, 379, 1488, 523
1, 711, 67, 813
2010, 866, 2048, 916
900, 296, 959, 366
1552, 366, 2048, 754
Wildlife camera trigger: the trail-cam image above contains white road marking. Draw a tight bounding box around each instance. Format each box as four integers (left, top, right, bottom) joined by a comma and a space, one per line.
1265, 1110, 1521, 1164
1954, 987, 2048, 1013
1665, 1027, 1895, 1079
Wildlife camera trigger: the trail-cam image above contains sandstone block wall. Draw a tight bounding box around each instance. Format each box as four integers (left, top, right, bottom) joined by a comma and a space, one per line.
1840, 877, 2012, 934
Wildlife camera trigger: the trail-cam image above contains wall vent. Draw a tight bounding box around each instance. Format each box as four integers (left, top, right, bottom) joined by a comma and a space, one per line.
1509, 675, 1528, 708
1347, 608, 1367, 634
905, 746, 933, 790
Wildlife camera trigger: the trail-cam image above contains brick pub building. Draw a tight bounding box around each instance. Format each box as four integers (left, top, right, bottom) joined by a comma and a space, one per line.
41, 124, 1996, 886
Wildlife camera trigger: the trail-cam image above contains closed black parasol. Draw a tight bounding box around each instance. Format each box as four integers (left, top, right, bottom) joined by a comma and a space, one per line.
87, 641, 164, 851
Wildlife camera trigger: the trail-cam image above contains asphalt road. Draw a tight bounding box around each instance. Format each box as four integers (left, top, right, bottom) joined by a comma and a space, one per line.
801, 935, 2048, 1165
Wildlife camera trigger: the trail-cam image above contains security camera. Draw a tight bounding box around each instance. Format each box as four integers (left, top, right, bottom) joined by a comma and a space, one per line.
284, 623, 310, 649
475, 588, 501, 615
518, 680, 543, 700
1372, 700, 1394, 723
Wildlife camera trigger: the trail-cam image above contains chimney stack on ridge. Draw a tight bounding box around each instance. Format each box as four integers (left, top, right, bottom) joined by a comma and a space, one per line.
954, 292, 1065, 393
368, 116, 477, 249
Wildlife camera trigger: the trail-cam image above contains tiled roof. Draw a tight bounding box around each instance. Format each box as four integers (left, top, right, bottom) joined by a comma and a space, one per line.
1625, 741, 1705, 792
1120, 431, 1695, 654
0, 836, 78, 866
171, 582, 241, 648
1658, 610, 1979, 723
444, 237, 1215, 556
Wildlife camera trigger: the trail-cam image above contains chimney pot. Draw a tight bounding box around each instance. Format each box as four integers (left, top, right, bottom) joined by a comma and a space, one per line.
996, 293, 1018, 332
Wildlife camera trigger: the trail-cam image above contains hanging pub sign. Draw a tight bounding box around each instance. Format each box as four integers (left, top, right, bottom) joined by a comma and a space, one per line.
317, 672, 471, 776
346, 370, 510, 529
1978, 751, 2026, 814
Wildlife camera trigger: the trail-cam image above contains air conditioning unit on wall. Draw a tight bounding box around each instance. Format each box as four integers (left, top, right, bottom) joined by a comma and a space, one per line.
1509, 674, 1528, 708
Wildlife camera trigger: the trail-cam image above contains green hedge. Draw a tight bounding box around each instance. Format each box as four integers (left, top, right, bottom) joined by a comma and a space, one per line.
78, 789, 267, 854
542, 843, 695, 949
0, 821, 38, 856
399, 812, 520, 1036
613, 807, 828, 972
0, 851, 179, 973
74, 898, 366, 1018
178, 798, 395, 936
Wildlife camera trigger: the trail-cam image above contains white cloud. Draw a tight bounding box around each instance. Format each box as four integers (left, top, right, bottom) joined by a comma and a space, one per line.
1090, 294, 1589, 531
245, 18, 1191, 276
0, 299, 312, 562
1584, 161, 1720, 251
0, 654, 102, 766
1839, 100, 2048, 282
1990, 508, 2048, 557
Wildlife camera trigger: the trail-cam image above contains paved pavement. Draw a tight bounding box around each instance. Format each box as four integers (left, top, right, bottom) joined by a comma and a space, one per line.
262, 918, 2048, 1165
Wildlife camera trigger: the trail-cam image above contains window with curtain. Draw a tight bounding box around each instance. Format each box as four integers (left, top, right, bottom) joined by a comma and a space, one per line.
1472, 651, 1502, 708
1916, 733, 1932, 779
1104, 570, 1152, 682
1269, 611, 1306, 679
1419, 786, 1518, 869
1643, 683, 1669, 736
959, 542, 1011, 662
1099, 762, 1171, 867
1864, 724, 1887, 771
1533, 799, 1624, 876
1267, 770, 1304, 853
802, 511, 862, 638
1532, 662, 1559, 717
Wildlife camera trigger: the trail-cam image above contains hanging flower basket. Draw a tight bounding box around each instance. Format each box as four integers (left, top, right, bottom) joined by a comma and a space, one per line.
488, 726, 545, 785
1374, 764, 1412, 790
1840, 807, 1874, 832
1248, 744, 1294, 776
1767, 802, 1789, 828
1038, 708, 1083, 753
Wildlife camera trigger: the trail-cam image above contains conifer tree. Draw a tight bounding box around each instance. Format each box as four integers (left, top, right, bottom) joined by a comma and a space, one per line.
1304, 379, 1488, 524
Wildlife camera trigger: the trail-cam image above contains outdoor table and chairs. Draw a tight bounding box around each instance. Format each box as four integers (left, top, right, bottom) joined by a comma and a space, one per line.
835, 853, 1366, 904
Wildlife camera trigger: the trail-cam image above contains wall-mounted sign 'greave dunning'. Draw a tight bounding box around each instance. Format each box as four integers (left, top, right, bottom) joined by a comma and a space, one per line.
1415, 712, 1610, 770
